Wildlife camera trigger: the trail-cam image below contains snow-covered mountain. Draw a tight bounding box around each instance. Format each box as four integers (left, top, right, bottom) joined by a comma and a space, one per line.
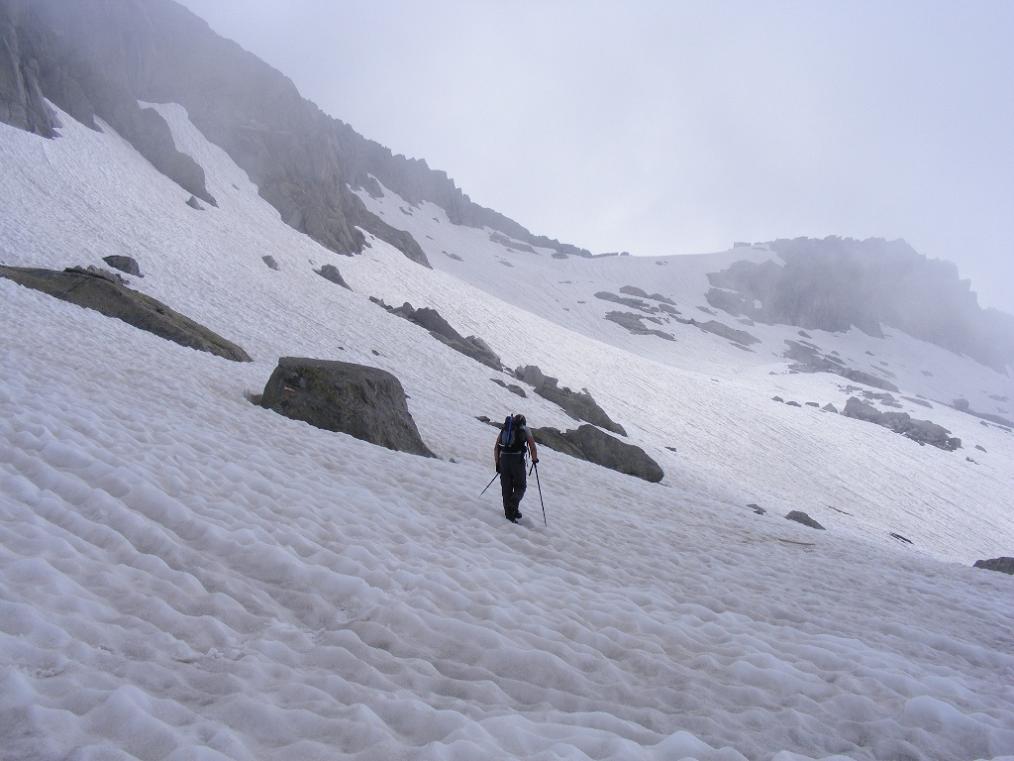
1, 2, 1013, 760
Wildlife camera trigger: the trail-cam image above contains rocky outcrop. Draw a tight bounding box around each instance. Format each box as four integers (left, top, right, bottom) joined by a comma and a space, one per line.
595, 291, 657, 312
262, 255, 279, 271
1, 265, 250, 361
515, 365, 626, 436
973, 557, 1014, 575
338, 123, 592, 260
949, 399, 1014, 429
345, 192, 429, 267
677, 318, 759, 347
491, 378, 526, 397
260, 357, 434, 457
532, 425, 663, 483
619, 285, 676, 305
489, 231, 536, 253
1, 0, 587, 268
0, 1, 57, 136
842, 397, 961, 451
102, 255, 141, 277
372, 298, 502, 371
316, 264, 350, 289
706, 236, 1014, 372
786, 511, 825, 530
784, 340, 899, 392
605, 311, 675, 341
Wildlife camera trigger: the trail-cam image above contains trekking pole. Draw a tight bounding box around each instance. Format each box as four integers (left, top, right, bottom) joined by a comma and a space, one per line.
533, 462, 547, 527
479, 472, 499, 496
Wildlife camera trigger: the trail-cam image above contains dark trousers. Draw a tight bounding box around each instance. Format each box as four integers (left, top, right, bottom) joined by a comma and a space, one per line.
500, 455, 527, 520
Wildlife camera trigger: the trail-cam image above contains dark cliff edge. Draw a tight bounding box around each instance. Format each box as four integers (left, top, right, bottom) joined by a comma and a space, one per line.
707, 236, 1014, 374
0, 0, 590, 267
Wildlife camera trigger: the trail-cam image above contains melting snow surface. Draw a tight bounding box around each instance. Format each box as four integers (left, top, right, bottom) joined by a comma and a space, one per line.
1, 104, 1013, 760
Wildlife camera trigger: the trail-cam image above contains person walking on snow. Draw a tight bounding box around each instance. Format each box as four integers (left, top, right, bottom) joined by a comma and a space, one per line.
494, 413, 538, 523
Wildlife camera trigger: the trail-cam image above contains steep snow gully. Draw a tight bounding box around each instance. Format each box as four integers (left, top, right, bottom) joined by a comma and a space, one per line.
1, 104, 1013, 761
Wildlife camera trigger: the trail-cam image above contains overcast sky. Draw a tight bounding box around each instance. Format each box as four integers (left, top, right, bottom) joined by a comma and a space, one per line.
178, 0, 1014, 314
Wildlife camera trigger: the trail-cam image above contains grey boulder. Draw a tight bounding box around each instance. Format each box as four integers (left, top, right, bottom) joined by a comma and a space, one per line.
260, 357, 434, 457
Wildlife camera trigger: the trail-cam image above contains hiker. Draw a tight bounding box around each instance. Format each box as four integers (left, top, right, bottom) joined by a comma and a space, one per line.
494, 413, 538, 523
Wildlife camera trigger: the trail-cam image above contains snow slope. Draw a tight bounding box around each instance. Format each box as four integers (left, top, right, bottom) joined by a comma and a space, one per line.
1, 104, 1013, 761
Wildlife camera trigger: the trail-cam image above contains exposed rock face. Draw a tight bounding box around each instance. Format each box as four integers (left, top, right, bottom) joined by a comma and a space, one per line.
515, 365, 626, 436
973, 557, 1014, 575
338, 124, 591, 260
532, 425, 663, 483
260, 357, 434, 457
373, 298, 502, 371
605, 311, 675, 341
1, 265, 250, 361
0, 2, 57, 136
102, 255, 141, 277
262, 255, 279, 271
786, 511, 825, 530
706, 236, 1014, 372
1, 0, 589, 268
316, 264, 350, 289
843, 397, 961, 451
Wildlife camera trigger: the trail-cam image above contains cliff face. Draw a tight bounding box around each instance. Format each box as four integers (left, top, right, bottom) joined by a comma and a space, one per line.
0, 0, 587, 266
708, 237, 1014, 373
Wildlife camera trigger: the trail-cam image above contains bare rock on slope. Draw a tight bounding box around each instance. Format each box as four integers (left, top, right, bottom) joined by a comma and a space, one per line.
0, 265, 250, 361
842, 397, 961, 451
784, 340, 899, 392
316, 264, 351, 289
516, 365, 627, 436
260, 357, 434, 457
973, 557, 1014, 575
102, 255, 142, 277
605, 311, 675, 341
372, 298, 502, 371
532, 424, 663, 483
786, 511, 825, 530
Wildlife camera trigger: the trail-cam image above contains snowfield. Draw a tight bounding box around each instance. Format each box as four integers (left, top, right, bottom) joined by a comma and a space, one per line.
1, 104, 1013, 761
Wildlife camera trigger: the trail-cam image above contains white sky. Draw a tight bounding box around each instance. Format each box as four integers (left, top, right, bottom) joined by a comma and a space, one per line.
177, 0, 1014, 314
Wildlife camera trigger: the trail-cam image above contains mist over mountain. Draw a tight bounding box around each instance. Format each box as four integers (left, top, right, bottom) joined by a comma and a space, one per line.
2, 0, 1010, 373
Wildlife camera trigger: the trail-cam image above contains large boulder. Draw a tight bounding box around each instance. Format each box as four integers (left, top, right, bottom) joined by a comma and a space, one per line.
260, 357, 434, 457
532, 424, 663, 483
516, 365, 626, 436
0, 265, 250, 361
973, 557, 1014, 575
